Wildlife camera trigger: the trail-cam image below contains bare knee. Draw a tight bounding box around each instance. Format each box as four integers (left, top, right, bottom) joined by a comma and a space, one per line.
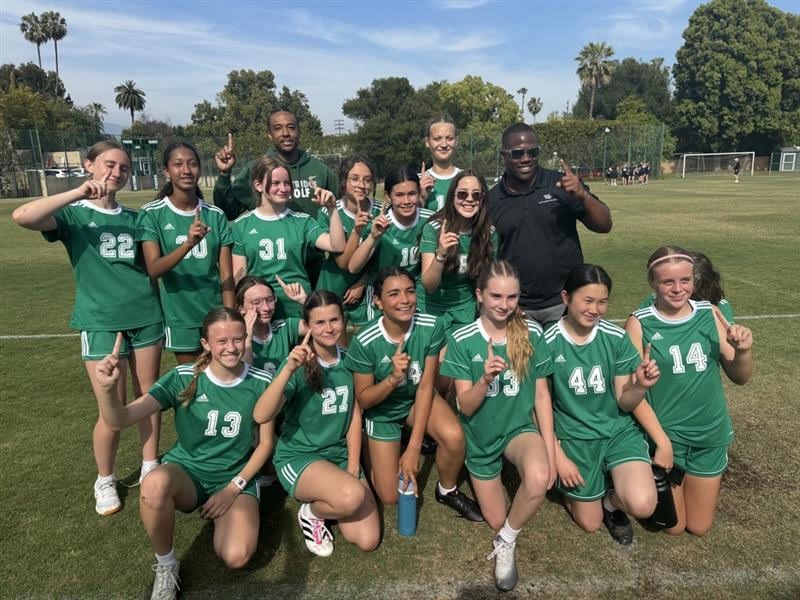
375, 486, 398, 506
140, 469, 173, 510
219, 544, 254, 570
486, 515, 505, 532
433, 422, 464, 453
622, 491, 657, 520
520, 465, 549, 500
572, 511, 603, 533
686, 518, 714, 537
665, 523, 686, 535
337, 482, 367, 516
353, 528, 380, 552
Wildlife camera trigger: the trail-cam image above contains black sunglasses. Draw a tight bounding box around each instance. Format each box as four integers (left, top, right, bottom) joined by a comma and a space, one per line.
455, 190, 485, 202
504, 147, 540, 160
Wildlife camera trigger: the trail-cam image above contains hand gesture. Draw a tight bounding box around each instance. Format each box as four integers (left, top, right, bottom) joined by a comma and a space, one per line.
726, 324, 753, 352
556, 159, 587, 199
398, 448, 420, 497
276, 275, 307, 305
389, 340, 410, 384
342, 280, 366, 306
243, 306, 257, 340
187, 206, 210, 247
653, 440, 674, 471
419, 161, 434, 205
80, 170, 112, 199
200, 483, 239, 519
95, 333, 123, 389
312, 184, 336, 210
214, 133, 236, 174
287, 331, 314, 371
635, 343, 661, 389
353, 204, 371, 235
370, 213, 390, 240
555, 450, 584, 489
482, 338, 507, 384
436, 219, 459, 258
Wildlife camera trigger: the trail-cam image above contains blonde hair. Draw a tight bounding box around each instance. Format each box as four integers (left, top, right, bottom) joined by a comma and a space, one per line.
476, 260, 533, 383
646, 245, 694, 284
250, 155, 292, 206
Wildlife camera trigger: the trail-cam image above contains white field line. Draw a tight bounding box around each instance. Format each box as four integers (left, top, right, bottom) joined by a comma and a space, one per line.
0, 313, 798, 340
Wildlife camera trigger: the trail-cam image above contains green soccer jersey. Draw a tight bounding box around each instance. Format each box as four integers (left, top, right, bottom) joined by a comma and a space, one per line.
42, 201, 162, 331
251, 318, 301, 377
344, 313, 445, 423
416, 219, 498, 324
440, 317, 553, 457
149, 363, 271, 484
316, 199, 381, 295
136, 198, 232, 328
360, 208, 433, 280
274, 346, 354, 456
422, 167, 461, 211
639, 292, 735, 324
543, 319, 641, 440
632, 300, 733, 447
231, 209, 322, 307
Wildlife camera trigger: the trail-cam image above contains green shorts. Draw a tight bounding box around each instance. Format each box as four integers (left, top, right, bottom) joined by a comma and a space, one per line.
346, 285, 381, 328
164, 325, 202, 353
161, 460, 260, 511
80, 322, 164, 360
416, 300, 476, 334
467, 425, 538, 481
364, 416, 407, 442
274, 446, 360, 498
651, 439, 729, 478
558, 426, 651, 501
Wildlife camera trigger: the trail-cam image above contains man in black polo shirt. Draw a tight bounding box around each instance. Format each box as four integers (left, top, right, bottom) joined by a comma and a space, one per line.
488, 123, 612, 326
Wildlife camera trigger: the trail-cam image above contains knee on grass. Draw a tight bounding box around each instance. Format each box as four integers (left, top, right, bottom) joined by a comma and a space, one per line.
217, 543, 254, 570
572, 511, 603, 533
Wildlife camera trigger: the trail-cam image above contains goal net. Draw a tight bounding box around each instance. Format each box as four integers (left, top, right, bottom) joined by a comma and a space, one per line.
679, 152, 755, 177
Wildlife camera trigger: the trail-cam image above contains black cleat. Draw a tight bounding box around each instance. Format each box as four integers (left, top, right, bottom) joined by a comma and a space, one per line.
435, 486, 484, 522
603, 506, 634, 545
420, 435, 438, 456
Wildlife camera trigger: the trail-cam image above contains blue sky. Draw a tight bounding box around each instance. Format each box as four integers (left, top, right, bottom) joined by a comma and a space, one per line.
2, 0, 797, 134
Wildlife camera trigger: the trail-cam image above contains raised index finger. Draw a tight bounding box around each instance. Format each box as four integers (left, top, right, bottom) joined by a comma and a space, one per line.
194, 205, 201, 223
112, 332, 123, 357
394, 339, 405, 355
560, 159, 573, 176
713, 306, 732, 331
487, 337, 494, 358
302, 330, 312, 346
276, 274, 288, 289
643, 343, 652, 363
421, 161, 426, 176
227, 132, 234, 151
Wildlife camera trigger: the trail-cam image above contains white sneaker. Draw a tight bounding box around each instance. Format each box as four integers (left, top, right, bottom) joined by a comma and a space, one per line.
94, 477, 122, 516
139, 460, 160, 485
487, 535, 518, 592
150, 561, 180, 600
297, 503, 334, 557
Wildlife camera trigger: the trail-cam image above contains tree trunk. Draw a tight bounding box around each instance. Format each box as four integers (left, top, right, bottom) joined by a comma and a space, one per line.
36, 44, 42, 69
589, 86, 596, 120
130, 108, 135, 126
54, 41, 60, 87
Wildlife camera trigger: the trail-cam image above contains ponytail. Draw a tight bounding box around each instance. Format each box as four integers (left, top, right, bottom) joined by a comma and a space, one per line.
179, 350, 213, 407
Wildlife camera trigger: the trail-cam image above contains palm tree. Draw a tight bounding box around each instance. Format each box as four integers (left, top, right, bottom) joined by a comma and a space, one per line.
575, 42, 616, 120
527, 97, 543, 124
89, 102, 107, 126
41, 11, 67, 84
516, 87, 528, 115
19, 13, 48, 69
114, 80, 146, 126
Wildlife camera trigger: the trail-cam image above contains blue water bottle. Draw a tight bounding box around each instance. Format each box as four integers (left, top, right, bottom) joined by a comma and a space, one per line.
397, 475, 417, 536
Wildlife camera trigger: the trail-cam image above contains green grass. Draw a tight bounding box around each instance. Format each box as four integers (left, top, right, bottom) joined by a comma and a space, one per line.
1, 177, 799, 599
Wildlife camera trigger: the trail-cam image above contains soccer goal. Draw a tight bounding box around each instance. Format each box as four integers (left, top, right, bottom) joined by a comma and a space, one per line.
679, 152, 755, 178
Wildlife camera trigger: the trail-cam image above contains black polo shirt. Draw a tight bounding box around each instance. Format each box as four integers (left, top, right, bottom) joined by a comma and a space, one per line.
488, 167, 599, 311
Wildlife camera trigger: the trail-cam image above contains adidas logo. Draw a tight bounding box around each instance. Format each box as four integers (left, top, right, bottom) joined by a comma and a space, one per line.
392, 239, 400, 245
196, 393, 209, 403
472, 354, 483, 362
380, 355, 392, 364
88, 221, 98, 228
555, 354, 566, 363
164, 223, 174, 231
248, 228, 259, 235
652, 332, 663, 340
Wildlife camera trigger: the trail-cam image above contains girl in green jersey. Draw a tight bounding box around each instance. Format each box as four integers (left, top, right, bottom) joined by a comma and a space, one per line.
419, 115, 461, 211
627, 246, 754, 536
254, 291, 380, 557
94, 308, 274, 599
13, 140, 164, 516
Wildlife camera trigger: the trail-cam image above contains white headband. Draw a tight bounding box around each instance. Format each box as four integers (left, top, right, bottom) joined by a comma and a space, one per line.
648, 253, 694, 271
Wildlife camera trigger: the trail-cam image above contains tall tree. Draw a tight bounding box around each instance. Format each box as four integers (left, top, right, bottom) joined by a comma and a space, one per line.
19, 13, 47, 70
575, 42, 616, 120
40, 12, 67, 85
0, 63, 65, 98
673, 0, 800, 153
527, 97, 543, 123
114, 80, 146, 126
516, 87, 528, 115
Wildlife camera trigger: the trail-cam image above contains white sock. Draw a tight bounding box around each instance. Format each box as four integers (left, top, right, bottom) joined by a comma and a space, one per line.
437, 481, 456, 495
96, 474, 114, 484
155, 548, 177, 566
602, 494, 616, 513
498, 519, 521, 545
141, 459, 159, 475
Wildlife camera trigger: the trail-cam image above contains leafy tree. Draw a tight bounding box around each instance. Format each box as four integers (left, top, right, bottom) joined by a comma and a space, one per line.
673, 0, 800, 153
575, 42, 616, 119
438, 75, 520, 129
527, 97, 543, 123
19, 13, 47, 70
40, 11, 67, 85
573, 57, 671, 121
88, 102, 106, 128
114, 80, 146, 126
0, 63, 65, 98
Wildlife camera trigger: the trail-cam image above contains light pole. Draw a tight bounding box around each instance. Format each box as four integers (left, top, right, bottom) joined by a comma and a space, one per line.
603, 127, 610, 174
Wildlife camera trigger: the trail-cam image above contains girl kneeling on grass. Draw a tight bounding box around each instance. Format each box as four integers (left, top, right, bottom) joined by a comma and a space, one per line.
344, 267, 482, 522
94, 308, 274, 600
12, 140, 164, 516
628, 246, 754, 536
544, 265, 659, 546
254, 291, 380, 557
440, 260, 555, 592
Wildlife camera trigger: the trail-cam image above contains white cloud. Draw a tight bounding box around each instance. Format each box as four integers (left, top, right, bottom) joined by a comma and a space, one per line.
435, 0, 490, 9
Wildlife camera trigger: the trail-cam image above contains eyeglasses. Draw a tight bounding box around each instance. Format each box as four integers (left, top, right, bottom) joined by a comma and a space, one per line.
455, 190, 485, 202
248, 297, 276, 307
504, 147, 540, 160
347, 175, 374, 186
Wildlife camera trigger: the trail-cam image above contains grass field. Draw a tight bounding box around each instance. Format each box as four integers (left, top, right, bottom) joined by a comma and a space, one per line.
1, 176, 799, 599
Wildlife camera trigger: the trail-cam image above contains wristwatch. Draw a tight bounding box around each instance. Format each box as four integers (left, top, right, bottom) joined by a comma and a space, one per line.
434, 253, 446, 263
231, 475, 247, 491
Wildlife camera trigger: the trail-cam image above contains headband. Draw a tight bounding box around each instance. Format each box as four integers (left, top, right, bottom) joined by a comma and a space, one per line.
647, 253, 695, 271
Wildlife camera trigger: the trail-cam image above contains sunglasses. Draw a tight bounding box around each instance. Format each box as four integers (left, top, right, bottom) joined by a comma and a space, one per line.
455, 190, 485, 202
504, 147, 540, 160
